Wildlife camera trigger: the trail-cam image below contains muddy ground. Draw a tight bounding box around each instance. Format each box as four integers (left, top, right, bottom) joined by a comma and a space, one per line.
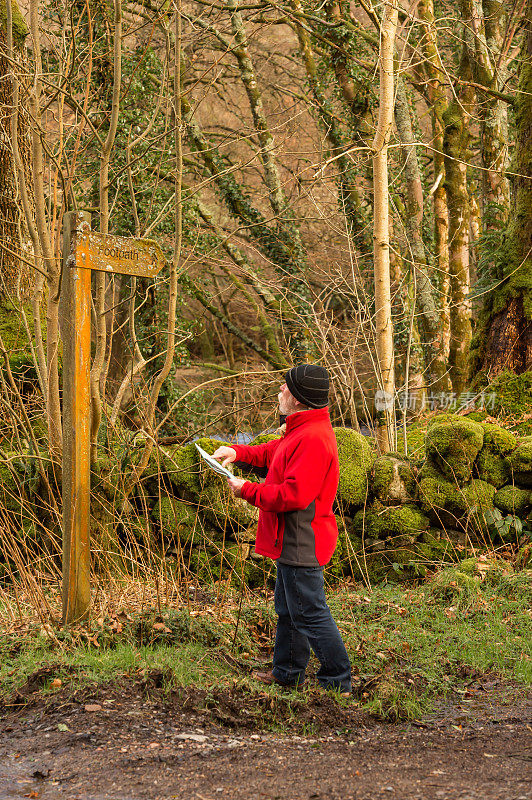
0, 672, 530, 800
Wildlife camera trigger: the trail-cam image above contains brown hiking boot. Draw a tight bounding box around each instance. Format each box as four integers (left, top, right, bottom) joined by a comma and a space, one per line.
252, 670, 305, 690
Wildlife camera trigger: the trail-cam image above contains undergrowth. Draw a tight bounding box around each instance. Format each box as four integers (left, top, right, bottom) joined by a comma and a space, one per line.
1, 559, 530, 725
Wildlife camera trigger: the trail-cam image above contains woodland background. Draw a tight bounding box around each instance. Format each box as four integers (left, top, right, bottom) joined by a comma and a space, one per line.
0, 0, 531, 608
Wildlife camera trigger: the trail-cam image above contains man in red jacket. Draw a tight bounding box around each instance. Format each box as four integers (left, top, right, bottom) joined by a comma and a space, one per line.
212, 365, 351, 693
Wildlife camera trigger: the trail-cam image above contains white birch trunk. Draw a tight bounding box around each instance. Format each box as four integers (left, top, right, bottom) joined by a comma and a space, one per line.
372, 0, 398, 453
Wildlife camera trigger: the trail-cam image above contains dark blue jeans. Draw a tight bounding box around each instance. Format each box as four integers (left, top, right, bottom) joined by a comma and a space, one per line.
272, 563, 352, 692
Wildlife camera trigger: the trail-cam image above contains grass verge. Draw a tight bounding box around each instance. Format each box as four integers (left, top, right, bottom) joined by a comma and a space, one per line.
1, 559, 530, 725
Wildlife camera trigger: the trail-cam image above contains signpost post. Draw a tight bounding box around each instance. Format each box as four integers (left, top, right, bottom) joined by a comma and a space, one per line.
60, 211, 164, 624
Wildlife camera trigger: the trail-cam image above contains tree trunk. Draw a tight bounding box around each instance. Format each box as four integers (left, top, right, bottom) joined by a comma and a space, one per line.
373, 0, 398, 453
394, 77, 446, 393
467, 0, 510, 224
0, 0, 31, 296
29, 0, 63, 458
478, 1, 532, 376
417, 0, 452, 391
443, 43, 475, 396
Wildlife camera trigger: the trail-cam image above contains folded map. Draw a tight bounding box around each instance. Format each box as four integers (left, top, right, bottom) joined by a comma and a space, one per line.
195, 443, 234, 479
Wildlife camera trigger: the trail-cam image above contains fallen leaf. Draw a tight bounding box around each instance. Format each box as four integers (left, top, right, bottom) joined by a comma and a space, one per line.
49, 679, 62, 689
57, 723, 69, 732
153, 622, 171, 633
84, 704, 102, 712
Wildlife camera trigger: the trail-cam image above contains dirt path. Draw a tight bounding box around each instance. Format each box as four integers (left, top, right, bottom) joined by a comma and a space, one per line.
1, 676, 530, 800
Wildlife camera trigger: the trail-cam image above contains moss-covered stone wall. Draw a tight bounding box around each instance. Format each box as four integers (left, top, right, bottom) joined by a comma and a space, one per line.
1, 410, 531, 586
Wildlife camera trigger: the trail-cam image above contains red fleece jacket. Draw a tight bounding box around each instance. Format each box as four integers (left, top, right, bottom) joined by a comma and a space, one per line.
232, 407, 340, 566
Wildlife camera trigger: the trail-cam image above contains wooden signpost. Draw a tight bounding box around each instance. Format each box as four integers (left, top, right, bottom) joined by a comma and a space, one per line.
60, 212, 164, 624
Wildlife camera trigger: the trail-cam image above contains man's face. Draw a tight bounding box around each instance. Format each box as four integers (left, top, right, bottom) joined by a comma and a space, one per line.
278, 382, 300, 415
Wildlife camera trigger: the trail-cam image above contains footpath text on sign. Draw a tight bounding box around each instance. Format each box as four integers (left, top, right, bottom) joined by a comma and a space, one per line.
75, 229, 164, 278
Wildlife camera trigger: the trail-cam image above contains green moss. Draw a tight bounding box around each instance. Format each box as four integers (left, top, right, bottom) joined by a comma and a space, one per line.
194, 440, 260, 531
0, 302, 48, 378
187, 545, 220, 584
507, 438, 532, 486
371, 455, 417, 504
459, 479, 497, 514
425, 415, 484, 484
494, 485, 532, 515
193, 543, 274, 589
372, 456, 393, 497
249, 433, 281, 446
395, 422, 426, 465
325, 519, 352, 582
90, 509, 120, 573
353, 501, 429, 541
242, 556, 276, 589
0, 0, 29, 47
465, 411, 488, 423
479, 423, 517, 455
475, 423, 517, 487
418, 458, 443, 481
417, 474, 457, 515
201, 479, 259, 532
215, 545, 274, 589
415, 529, 457, 562
334, 427, 375, 507
418, 471, 496, 531
156, 438, 261, 535
487, 371, 532, 434
475, 452, 511, 488
28, 414, 48, 447
151, 497, 202, 545
167, 441, 203, 494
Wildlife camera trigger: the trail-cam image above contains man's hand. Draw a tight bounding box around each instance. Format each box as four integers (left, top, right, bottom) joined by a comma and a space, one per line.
227, 477, 247, 498
212, 445, 237, 467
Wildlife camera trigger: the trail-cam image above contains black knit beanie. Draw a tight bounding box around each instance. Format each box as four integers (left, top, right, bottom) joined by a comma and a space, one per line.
285, 364, 330, 409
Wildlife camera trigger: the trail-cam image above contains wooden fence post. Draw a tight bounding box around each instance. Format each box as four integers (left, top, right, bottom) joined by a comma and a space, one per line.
60, 211, 92, 624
